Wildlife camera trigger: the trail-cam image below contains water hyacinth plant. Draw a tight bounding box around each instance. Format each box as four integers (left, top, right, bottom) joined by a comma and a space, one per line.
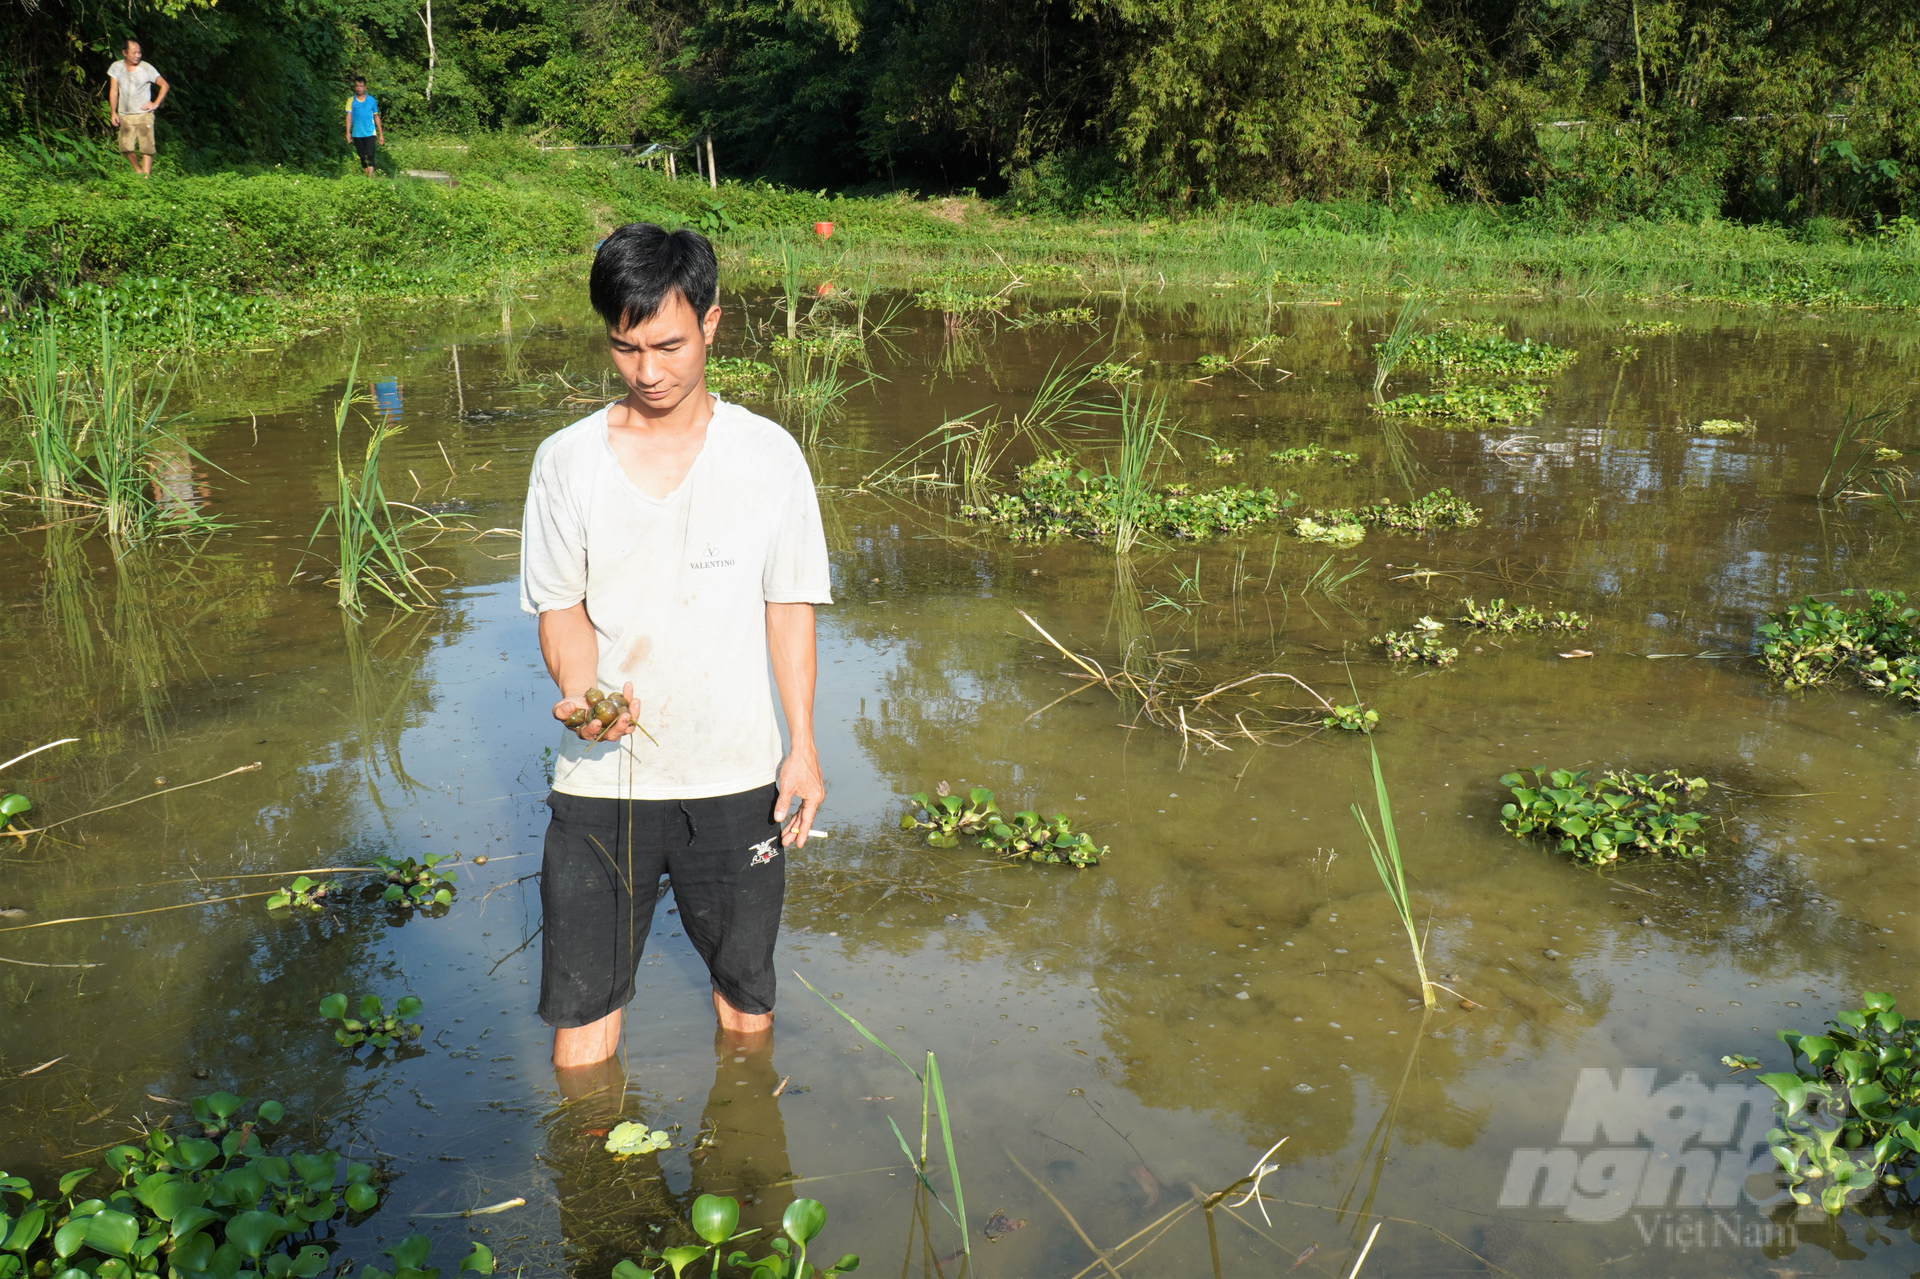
1372, 384, 1549, 424
1756, 589, 1920, 706
901, 786, 1105, 867
1315, 490, 1481, 535
367, 852, 458, 906
1457, 598, 1589, 634
265, 876, 338, 911
1378, 618, 1458, 665
1726, 991, 1920, 1215
1269, 444, 1357, 466
1292, 515, 1366, 545
0, 1092, 390, 1279
615, 1195, 859, 1279
318, 992, 424, 1050
963, 454, 1292, 546
1396, 330, 1578, 380
1498, 768, 1709, 865
706, 356, 777, 399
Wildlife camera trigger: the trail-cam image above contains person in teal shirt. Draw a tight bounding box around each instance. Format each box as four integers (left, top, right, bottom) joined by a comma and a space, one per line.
346, 77, 384, 176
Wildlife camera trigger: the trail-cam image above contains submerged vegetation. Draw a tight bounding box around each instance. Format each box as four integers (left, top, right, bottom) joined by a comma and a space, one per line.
1756, 590, 1920, 707
1499, 768, 1710, 865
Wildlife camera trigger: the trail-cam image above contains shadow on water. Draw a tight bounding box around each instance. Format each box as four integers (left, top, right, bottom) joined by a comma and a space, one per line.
3, 282, 1920, 1275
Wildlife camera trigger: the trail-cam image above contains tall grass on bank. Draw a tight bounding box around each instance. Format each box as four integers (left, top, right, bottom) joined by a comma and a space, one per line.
1350, 732, 1438, 1010
795, 973, 969, 1261
305, 353, 441, 617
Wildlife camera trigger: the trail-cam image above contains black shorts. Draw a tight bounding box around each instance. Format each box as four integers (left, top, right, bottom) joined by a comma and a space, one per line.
538, 785, 785, 1028
352, 136, 377, 167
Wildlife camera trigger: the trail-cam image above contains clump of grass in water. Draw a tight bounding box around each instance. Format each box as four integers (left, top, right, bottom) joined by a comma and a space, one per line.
1350, 731, 1438, 1009
303, 353, 441, 616
865, 357, 1099, 501
1815, 401, 1908, 512
794, 973, 969, 1262
776, 351, 871, 450
1372, 288, 1436, 392
18, 324, 80, 501
1696, 418, 1753, 435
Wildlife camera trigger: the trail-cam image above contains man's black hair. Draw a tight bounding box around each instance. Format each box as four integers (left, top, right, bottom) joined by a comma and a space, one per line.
589, 223, 718, 330
353, 74, 366, 84
124, 37, 141, 50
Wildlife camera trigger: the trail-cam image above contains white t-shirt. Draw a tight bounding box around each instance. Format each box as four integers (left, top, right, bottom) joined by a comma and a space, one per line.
519, 397, 833, 800
109, 60, 161, 113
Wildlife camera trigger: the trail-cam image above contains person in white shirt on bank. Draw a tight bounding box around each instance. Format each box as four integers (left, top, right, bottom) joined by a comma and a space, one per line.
107, 40, 168, 176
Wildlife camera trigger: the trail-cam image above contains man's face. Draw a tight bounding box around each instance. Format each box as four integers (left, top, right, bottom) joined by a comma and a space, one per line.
606, 291, 720, 414
125, 43, 143, 65
354, 81, 366, 95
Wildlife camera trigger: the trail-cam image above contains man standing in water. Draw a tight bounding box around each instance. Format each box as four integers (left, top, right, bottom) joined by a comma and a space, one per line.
107, 40, 168, 177
519, 223, 830, 1071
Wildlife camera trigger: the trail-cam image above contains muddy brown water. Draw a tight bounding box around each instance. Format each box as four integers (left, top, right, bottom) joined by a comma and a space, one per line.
3, 283, 1919, 1277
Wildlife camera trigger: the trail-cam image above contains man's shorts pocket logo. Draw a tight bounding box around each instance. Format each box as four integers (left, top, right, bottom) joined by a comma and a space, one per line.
748, 836, 781, 866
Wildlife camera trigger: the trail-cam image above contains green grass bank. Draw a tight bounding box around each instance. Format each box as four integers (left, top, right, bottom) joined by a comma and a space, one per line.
6, 133, 1920, 369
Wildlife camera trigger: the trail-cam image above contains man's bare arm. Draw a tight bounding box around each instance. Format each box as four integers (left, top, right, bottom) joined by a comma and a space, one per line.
108, 78, 120, 127
150, 75, 169, 110
538, 602, 636, 743
767, 602, 822, 846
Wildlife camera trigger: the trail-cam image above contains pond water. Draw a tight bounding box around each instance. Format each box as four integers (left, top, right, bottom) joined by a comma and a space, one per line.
3, 279, 1919, 1278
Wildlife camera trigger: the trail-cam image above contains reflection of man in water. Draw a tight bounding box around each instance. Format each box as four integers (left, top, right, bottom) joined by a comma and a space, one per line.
373, 377, 402, 425
518, 224, 831, 1070
549, 1026, 795, 1267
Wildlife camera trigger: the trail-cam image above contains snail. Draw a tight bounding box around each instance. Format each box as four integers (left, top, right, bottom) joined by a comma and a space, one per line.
563, 687, 632, 741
